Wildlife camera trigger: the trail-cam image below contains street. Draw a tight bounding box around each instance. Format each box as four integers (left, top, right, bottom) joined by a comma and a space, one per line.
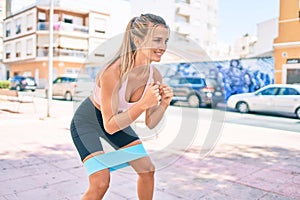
19, 89, 300, 133
1, 95, 300, 199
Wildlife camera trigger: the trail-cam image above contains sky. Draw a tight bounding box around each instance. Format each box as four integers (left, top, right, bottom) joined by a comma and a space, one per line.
217, 0, 280, 44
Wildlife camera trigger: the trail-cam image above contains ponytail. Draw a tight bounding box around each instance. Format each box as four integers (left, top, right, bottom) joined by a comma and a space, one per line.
118, 17, 137, 80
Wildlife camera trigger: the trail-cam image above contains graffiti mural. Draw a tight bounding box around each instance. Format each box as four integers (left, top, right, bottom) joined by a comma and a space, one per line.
158, 57, 274, 102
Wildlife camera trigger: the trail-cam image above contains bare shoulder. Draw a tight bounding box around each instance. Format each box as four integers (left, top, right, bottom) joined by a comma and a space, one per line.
99, 59, 121, 85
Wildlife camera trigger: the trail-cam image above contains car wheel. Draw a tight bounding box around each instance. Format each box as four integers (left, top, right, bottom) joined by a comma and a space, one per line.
65, 92, 72, 101
296, 107, 300, 119
236, 101, 249, 113
16, 85, 21, 91
188, 94, 200, 108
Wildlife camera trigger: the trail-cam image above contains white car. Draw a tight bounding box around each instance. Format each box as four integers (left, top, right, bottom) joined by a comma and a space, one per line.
227, 84, 300, 119
46, 74, 94, 101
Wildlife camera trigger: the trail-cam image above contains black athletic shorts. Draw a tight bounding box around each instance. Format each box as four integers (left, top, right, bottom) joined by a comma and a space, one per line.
70, 97, 140, 161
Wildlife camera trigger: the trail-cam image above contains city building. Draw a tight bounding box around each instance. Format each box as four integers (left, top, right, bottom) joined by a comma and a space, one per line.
213, 17, 278, 61
2, 0, 131, 88
0, 0, 5, 80
130, 0, 218, 61
273, 0, 300, 84
254, 18, 278, 58
231, 33, 257, 59
2, 0, 219, 85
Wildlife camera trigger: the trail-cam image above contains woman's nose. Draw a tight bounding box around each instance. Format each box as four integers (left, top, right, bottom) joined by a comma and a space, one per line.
158, 41, 166, 50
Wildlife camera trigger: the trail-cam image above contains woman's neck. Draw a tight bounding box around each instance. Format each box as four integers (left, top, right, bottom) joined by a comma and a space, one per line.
134, 51, 150, 68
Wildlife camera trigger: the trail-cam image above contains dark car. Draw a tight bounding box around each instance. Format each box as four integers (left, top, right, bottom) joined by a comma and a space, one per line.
167, 76, 224, 108
9, 76, 37, 92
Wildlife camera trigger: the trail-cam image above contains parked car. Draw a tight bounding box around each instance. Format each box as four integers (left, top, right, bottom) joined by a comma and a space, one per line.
227, 84, 300, 119
167, 76, 224, 108
45, 74, 94, 101
9, 75, 37, 92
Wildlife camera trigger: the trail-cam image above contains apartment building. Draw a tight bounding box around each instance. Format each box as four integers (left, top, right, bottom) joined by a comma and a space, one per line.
2, 5, 110, 87
273, 0, 300, 84
0, 0, 5, 80
130, 0, 218, 61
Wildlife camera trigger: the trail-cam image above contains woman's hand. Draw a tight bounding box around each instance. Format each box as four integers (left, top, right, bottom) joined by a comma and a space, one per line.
140, 82, 160, 110
159, 83, 173, 106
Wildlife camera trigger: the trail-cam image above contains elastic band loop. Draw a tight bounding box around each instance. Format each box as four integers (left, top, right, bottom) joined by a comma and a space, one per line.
84, 144, 147, 175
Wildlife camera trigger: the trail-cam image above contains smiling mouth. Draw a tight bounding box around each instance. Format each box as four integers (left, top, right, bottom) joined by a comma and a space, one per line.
154, 51, 164, 57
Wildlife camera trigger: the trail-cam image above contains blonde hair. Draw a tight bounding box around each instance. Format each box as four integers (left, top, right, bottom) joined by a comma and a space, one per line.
108, 14, 168, 80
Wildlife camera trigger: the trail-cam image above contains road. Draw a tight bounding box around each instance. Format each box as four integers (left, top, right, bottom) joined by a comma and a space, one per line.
2, 91, 300, 200
166, 103, 300, 134
23, 89, 300, 133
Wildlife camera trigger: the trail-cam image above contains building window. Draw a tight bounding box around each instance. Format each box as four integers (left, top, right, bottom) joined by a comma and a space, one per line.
26, 39, 33, 56
287, 69, 300, 84
38, 12, 46, 22
63, 14, 73, 24
176, 0, 190, 4
5, 22, 11, 37
16, 18, 22, 34
5, 44, 11, 59
175, 15, 190, 23
26, 13, 33, 31
94, 17, 107, 34
16, 42, 21, 58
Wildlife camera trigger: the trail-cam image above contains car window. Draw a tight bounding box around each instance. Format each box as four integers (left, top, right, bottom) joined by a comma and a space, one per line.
76, 77, 93, 82
258, 87, 278, 95
168, 78, 180, 85
53, 77, 62, 84
180, 78, 189, 84
186, 78, 204, 85
278, 88, 300, 95
60, 77, 74, 83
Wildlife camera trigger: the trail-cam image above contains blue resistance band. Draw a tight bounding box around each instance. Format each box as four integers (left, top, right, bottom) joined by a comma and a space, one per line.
83, 144, 148, 175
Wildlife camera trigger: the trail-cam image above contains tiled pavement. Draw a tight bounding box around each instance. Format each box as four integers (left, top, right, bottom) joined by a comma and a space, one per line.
0, 97, 299, 200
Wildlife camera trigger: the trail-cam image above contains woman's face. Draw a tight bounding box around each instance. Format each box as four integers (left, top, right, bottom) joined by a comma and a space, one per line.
138, 25, 169, 63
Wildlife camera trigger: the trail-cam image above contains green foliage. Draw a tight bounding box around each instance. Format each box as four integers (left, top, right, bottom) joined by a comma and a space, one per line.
0, 81, 10, 89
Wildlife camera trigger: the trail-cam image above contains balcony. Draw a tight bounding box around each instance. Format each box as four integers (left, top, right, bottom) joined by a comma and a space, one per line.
37, 47, 88, 58
176, 2, 191, 16
176, 23, 191, 35
37, 22, 89, 34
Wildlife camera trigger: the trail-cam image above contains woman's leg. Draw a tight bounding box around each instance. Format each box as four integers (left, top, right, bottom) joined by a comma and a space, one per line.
129, 156, 155, 200
82, 168, 110, 200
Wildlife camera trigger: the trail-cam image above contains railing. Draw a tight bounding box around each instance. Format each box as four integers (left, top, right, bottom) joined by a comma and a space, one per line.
37, 48, 88, 58
37, 22, 89, 34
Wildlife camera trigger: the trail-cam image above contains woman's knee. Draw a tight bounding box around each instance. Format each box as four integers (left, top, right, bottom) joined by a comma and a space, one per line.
138, 169, 155, 182
130, 156, 156, 174
137, 164, 155, 176
89, 170, 110, 191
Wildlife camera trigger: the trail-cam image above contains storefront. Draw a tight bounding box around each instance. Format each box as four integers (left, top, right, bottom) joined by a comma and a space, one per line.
282, 59, 300, 84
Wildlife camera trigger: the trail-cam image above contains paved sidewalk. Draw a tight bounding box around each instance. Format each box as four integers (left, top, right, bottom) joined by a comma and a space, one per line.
0, 98, 300, 200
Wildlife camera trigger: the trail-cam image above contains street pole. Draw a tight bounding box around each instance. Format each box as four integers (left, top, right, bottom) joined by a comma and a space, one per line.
47, 0, 54, 117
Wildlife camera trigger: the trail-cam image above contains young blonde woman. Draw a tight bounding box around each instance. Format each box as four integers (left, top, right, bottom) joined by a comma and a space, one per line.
70, 13, 173, 200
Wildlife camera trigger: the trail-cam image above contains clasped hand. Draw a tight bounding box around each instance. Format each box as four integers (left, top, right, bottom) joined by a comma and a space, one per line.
141, 81, 173, 110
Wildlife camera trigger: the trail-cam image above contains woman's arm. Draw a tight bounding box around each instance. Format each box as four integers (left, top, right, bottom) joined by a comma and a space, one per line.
100, 64, 160, 134
145, 68, 173, 129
